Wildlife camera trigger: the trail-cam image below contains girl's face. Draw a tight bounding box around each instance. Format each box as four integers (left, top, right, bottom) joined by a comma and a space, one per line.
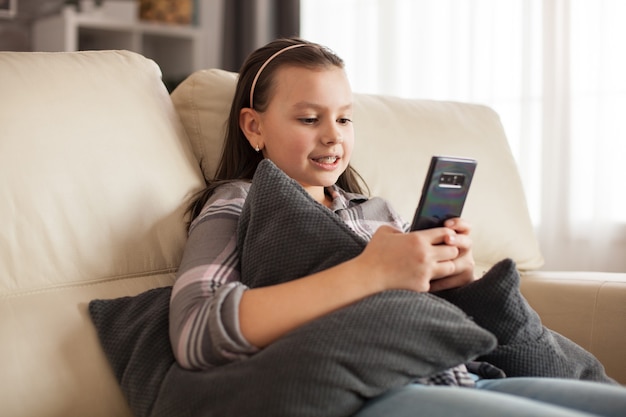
241, 65, 354, 205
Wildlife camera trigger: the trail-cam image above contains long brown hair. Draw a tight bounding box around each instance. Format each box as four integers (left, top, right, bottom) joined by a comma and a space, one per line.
187, 38, 369, 223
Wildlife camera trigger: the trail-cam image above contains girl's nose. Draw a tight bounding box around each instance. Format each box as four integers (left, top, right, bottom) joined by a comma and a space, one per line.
322, 125, 343, 145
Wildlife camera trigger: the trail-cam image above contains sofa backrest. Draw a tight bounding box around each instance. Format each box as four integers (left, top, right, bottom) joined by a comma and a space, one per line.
0, 50, 203, 417
0, 50, 544, 417
0, 50, 203, 293
171, 69, 543, 274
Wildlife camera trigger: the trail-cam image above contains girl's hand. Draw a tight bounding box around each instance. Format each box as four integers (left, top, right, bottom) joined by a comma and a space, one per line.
240, 219, 476, 348
240, 224, 461, 347
428, 218, 477, 292
355, 225, 462, 293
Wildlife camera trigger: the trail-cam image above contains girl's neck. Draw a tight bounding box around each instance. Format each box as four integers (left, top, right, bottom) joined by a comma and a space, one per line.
305, 186, 332, 208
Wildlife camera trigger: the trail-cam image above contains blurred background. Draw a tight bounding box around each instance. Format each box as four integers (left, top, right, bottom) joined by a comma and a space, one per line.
2, 0, 624, 272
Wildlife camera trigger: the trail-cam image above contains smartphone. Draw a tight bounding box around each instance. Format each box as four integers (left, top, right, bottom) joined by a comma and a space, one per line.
409, 156, 477, 231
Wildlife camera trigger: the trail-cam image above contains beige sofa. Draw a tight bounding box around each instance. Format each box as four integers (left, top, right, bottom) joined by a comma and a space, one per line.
0, 50, 624, 417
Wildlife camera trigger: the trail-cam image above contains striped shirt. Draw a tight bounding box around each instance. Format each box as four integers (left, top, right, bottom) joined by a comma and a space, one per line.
169, 181, 474, 387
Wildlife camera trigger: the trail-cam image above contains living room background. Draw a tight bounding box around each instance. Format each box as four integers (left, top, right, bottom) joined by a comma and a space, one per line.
2, 0, 624, 272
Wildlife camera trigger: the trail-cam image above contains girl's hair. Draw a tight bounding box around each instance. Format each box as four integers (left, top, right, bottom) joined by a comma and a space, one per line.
187, 37, 369, 223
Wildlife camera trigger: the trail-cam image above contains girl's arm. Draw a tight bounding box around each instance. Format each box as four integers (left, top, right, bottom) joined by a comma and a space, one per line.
171, 182, 473, 365
169, 183, 258, 369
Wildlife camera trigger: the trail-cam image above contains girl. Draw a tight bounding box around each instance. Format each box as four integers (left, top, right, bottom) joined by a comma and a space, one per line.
169, 38, 626, 416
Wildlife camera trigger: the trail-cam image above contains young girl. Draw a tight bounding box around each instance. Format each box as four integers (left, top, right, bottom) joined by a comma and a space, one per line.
169, 38, 626, 416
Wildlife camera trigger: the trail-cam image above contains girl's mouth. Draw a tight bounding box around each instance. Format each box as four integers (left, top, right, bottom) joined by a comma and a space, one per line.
311, 155, 341, 170
313, 156, 339, 164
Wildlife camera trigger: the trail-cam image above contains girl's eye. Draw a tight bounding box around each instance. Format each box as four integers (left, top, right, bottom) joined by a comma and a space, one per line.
338, 118, 352, 125
300, 117, 318, 125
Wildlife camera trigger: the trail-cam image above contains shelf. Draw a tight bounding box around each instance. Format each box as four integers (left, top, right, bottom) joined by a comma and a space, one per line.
32, 6, 204, 86
71, 12, 200, 38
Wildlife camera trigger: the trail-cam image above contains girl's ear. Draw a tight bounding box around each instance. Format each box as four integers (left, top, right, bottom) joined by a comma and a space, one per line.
239, 108, 264, 151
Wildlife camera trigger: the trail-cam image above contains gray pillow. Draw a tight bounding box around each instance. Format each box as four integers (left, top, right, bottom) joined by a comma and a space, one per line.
89, 286, 173, 417
435, 258, 617, 384
89, 159, 496, 417
89, 159, 614, 417
152, 159, 496, 417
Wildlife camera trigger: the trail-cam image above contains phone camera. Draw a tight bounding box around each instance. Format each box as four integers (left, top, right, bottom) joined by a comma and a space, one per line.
439, 172, 465, 188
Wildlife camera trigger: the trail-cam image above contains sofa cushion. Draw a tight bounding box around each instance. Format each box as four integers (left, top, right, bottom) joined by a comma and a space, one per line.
0, 50, 203, 292
171, 69, 543, 274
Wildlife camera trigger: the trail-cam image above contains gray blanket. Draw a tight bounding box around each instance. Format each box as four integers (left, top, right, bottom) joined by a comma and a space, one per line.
151, 160, 496, 417
89, 159, 614, 417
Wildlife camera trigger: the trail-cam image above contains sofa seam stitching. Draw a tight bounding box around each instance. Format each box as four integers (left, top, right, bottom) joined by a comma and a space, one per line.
0, 267, 177, 299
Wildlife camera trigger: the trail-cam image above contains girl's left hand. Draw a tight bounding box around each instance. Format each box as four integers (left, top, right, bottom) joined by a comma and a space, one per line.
428, 217, 477, 292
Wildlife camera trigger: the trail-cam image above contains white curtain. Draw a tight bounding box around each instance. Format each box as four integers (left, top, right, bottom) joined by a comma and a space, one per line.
301, 0, 626, 272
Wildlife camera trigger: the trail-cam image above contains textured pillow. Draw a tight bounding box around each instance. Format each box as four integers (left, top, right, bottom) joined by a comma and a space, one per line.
435, 258, 617, 384
237, 161, 367, 287
90, 281, 496, 417
151, 291, 496, 417
150, 159, 497, 417
89, 159, 496, 417
88, 161, 613, 417
89, 287, 174, 417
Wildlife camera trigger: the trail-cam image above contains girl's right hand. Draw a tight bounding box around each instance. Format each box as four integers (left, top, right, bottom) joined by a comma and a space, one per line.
355, 225, 460, 292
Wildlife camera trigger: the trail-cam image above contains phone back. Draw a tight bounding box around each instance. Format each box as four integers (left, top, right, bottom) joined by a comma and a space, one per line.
410, 156, 477, 230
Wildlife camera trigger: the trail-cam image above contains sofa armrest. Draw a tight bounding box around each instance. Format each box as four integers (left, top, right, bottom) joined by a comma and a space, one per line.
520, 271, 626, 384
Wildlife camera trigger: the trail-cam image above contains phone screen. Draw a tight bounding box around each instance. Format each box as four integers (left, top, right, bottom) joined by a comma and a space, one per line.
410, 156, 477, 231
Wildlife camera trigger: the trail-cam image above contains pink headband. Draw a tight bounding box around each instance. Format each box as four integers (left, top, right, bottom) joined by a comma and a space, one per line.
249, 43, 309, 110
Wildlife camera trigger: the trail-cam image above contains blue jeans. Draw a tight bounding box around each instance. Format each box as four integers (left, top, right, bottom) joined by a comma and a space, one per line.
354, 378, 626, 417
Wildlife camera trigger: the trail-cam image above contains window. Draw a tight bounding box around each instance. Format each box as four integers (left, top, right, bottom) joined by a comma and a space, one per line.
301, 0, 626, 271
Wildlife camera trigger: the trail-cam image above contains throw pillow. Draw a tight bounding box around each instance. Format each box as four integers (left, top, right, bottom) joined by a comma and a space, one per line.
89, 286, 174, 417
89, 160, 497, 417
435, 258, 617, 384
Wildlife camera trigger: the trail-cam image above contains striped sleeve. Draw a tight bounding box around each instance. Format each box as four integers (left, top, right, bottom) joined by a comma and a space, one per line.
169, 182, 259, 370
332, 191, 409, 240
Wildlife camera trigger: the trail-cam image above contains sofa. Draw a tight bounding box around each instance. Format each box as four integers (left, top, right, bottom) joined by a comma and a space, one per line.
0, 50, 624, 417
